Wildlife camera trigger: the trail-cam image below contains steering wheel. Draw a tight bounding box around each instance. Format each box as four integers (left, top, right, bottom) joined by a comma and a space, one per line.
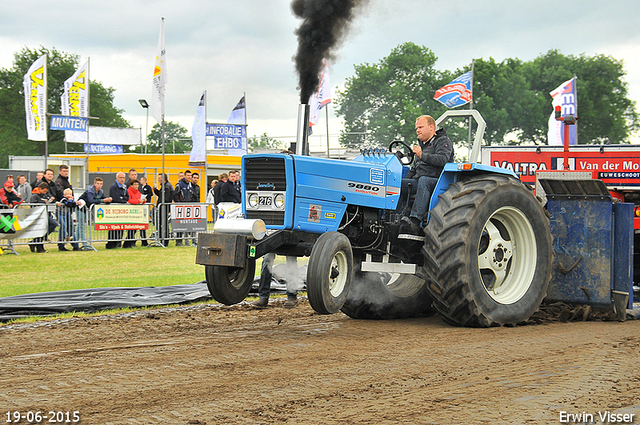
388, 140, 414, 166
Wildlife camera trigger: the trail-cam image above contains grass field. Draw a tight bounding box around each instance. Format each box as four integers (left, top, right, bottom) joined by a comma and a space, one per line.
0, 243, 207, 298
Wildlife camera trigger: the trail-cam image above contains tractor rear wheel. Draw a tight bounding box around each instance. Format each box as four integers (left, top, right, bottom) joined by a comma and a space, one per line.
205, 260, 256, 305
423, 174, 552, 327
306, 231, 354, 314
341, 271, 433, 320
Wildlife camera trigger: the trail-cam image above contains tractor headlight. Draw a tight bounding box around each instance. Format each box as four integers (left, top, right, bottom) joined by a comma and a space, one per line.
274, 193, 285, 209
248, 193, 259, 208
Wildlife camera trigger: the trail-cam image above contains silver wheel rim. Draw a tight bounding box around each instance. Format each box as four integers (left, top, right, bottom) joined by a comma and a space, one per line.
329, 251, 348, 297
477, 206, 536, 304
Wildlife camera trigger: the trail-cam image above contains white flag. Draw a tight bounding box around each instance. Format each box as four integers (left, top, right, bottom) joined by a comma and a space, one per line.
547, 77, 577, 146
308, 60, 332, 128
62, 60, 89, 143
227, 95, 245, 124
23, 54, 47, 141
189, 92, 206, 166
227, 95, 247, 155
151, 18, 167, 124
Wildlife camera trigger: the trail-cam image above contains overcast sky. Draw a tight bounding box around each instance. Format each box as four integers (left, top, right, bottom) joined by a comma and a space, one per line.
2, 0, 640, 150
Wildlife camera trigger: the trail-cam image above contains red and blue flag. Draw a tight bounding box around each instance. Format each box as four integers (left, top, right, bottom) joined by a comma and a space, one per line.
434, 71, 472, 108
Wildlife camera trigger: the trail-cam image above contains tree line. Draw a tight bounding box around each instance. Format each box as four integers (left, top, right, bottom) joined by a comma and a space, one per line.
335, 42, 639, 148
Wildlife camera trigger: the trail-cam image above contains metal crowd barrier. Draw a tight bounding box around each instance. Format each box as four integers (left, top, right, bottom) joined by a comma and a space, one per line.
1, 202, 218, 255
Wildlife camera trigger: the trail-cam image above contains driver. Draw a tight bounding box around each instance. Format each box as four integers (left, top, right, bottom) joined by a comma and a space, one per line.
399, 115, 454, 235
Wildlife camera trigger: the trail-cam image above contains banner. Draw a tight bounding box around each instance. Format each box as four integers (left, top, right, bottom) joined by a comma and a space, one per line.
83, 144, 123, 154
61, 60, 89, 142
170, 204, 207, 231
0, 206, 48, 240
547, 77, 577, 146
94, 204, 149, 230
206, 124, 246, 150
50, 115, 88, 131
309, 59, 332, 128
227, 96, 246, 155
151, 18, 167, 124
189, 92, 206, 166
434, 71, 472, 108
23, 54, 47, 141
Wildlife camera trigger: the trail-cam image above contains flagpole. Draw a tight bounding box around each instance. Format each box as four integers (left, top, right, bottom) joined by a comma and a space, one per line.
204, 90, 208, 191
243, 91, 247, 155
468, 60, 475, 151
86, 57, 91, 183
44, 54, 49, 169
325, 104, 330, 158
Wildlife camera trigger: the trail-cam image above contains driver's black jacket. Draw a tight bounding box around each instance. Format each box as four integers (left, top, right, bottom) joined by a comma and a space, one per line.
405, 128, 454, 180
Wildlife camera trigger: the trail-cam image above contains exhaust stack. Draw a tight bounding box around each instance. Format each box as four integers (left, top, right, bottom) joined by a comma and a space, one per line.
294, 104, 310, 156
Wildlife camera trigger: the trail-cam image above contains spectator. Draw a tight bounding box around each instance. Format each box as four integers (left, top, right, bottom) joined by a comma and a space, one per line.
40, 169, 60, 203
31, 172, 43, 189
233, 170, 242, 194
213, 173, 227, 205
106, 171, 128, 249
78, 177, 113, 250
55, 165, 72, 198
5, 175, 14, 184
0, 181, 23, 207
153, 173, 173, 247
29, 182, 58, 253
123, 179, 146, 248
139, 176, 153, 247
58, 188, 80, 251
15, 175, 32, 202
55, 165, 74, 249
191, 172, 201, 202
188, 172, 201, 245
205, 179, 217, 204
173, 170, 193, 246
220, 170, 241, 203
126, 168, 138, 185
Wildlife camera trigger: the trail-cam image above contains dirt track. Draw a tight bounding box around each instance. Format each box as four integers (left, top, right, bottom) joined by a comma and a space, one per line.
1, 299, 639, 425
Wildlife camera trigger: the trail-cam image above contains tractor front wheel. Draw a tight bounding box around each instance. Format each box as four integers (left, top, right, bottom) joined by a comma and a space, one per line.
205, 260, 256, 305
306, 232, 354, 314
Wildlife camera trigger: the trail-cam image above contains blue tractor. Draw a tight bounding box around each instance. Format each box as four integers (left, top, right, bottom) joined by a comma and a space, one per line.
196, 110, 554, 326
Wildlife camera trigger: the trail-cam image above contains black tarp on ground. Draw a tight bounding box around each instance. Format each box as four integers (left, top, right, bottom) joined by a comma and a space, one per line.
0, 278, 293, 321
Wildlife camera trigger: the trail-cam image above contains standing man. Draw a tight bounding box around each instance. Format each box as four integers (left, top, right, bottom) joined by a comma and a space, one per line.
252, 254, 300, 309
189, 172, 202, 245
213, 173, 227, 205
106, 171, 129, 249
41, 168, 60, 203
220, 170, 241, 203
173, 170, 193, 246
31, 171, 43, 189
78, 177, 112, 250
55, 165, 74, 251
399, 115, 454, 236
153, 174, 173, 247
139, 176, 153, 246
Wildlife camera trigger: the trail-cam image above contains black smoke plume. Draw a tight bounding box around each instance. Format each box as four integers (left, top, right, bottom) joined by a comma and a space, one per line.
292, 0, 367, 104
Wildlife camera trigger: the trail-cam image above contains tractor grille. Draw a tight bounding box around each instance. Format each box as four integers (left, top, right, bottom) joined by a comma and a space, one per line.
244, 157, 286, 225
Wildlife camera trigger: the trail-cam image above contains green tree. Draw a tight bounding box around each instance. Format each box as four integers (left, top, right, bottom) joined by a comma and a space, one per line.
146, 121, 190, 153
521, 50, 638, 144
247, 132, 283, 152
335, 42, 453, 148
0, 46, 130, 168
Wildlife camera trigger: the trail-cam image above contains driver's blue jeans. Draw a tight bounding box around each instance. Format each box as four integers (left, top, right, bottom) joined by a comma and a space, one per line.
398, 176, 439, 222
